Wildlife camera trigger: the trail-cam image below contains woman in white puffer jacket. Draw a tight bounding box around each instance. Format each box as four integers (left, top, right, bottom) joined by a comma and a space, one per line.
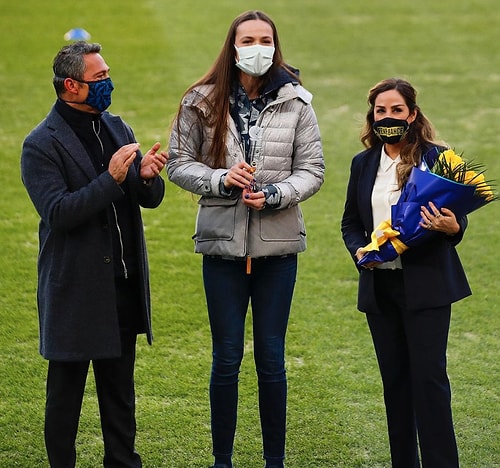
167, 10, 324, 468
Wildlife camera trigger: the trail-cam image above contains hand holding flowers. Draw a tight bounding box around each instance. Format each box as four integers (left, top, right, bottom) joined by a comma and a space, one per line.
357, 147, 498, 267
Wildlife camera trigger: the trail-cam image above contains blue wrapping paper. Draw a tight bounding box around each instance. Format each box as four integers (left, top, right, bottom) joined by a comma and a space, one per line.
357, 165, 488, 267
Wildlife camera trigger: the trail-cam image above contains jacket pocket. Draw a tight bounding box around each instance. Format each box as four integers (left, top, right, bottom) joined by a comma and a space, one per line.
195, 197, 239, 241
259, 205, 304, 242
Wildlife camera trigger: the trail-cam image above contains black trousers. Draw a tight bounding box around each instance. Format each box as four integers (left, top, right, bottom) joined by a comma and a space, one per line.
367, 269, 458, 468
44, 278, 142, 468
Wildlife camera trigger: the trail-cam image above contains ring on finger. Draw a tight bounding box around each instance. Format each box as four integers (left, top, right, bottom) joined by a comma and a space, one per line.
427, 222, 432, 229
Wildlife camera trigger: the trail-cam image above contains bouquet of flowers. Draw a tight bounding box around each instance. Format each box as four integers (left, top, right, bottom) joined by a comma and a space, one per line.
357, 147, 498, 267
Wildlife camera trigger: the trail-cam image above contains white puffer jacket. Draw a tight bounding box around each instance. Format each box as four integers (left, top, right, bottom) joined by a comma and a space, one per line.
167, 82, 325, 258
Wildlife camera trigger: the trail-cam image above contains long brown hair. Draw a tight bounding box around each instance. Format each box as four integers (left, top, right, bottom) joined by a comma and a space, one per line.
361, 78, 439, 188
176, 10, 297, 168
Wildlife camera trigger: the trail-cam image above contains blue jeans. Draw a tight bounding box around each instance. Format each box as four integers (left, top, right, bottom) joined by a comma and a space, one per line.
203, 254, 297, 467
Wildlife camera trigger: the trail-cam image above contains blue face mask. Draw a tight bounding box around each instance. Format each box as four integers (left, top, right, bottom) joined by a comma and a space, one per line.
82, 77, 114, 112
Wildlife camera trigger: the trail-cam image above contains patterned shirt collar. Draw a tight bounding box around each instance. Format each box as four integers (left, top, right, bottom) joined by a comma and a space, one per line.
229, 84, 273, 160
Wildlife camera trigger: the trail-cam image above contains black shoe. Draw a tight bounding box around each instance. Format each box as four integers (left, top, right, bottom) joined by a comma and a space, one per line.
209, 464, 233, 468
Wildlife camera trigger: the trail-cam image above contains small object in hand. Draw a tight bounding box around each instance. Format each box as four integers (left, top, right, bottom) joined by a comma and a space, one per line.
246, 166, 257, 192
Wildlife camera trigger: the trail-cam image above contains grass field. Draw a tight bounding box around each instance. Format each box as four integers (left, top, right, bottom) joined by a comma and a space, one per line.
0, 0, 499, 466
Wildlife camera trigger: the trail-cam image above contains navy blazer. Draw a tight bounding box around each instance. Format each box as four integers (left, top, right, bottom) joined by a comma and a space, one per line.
341, 144, 471, 314
21, 104, 165, 360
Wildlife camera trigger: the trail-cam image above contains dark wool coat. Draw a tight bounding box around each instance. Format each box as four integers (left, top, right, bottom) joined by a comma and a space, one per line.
341, 143, 471, 314
21, 105, 165, 361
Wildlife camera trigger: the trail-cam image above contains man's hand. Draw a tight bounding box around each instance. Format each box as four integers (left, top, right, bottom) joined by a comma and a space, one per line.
140, 142, 168, 180
109, 143, 140, 184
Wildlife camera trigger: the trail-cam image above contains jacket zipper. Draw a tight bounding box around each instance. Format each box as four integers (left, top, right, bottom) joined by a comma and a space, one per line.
111, 202, 128, 279
238, 95, 285, 274
92, 119, 128, 279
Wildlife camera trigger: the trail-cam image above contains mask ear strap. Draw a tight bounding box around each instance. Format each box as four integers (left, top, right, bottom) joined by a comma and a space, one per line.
67, 77, 80, 90
58, 76, 86, 105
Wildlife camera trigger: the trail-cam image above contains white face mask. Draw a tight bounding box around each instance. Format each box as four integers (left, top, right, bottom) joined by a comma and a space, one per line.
235, 44, 275, 77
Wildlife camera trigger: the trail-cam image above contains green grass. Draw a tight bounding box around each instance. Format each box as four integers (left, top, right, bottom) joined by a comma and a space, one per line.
1, 0, 499, 466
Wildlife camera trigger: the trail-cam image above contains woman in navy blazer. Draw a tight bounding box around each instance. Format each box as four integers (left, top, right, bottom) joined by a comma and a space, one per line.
341, 78, 471, 468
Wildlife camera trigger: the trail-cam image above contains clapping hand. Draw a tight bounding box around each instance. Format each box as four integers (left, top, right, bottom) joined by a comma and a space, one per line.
140, 142, 168, 180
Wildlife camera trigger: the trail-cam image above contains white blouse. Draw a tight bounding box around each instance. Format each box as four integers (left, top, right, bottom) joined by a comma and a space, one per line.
371, 146, 402, 269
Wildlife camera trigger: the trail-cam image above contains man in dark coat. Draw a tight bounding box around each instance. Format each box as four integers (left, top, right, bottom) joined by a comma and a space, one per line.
21, 41, 167, 468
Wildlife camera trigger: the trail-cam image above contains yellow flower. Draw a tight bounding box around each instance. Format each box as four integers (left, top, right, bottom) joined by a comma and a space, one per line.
441, 149, 463, 168
433, 149, 497, 201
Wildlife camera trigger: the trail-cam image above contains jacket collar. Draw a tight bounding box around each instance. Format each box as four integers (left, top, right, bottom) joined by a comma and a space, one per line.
46, 103, 127, 180
261, 65, 300, 96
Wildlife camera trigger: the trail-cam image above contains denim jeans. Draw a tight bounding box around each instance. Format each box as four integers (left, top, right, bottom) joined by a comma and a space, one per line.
203, 254, 297, 467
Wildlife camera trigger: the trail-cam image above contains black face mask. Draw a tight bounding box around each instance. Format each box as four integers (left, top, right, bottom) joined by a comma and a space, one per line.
373, 117, 410, 144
